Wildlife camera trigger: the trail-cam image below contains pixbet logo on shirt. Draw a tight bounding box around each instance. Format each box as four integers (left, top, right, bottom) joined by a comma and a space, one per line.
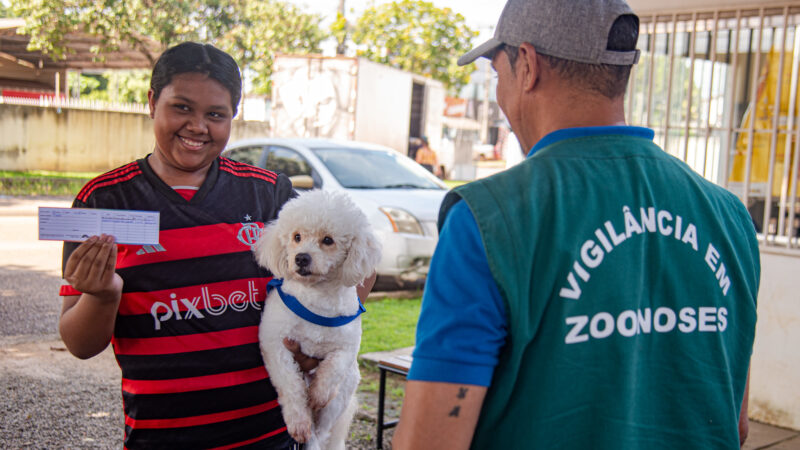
150, 281, 262, 330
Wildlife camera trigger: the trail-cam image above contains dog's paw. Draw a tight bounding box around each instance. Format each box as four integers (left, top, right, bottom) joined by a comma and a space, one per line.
286, 414, 312, 443
282, 403, 313, 443
309, 379, 337, 411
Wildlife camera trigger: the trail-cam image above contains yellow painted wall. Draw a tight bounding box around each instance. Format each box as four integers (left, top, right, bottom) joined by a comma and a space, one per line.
0, 104, 270, 172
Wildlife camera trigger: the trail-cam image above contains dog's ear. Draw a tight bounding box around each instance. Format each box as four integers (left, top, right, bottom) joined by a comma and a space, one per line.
341, 230, 382, 287
253, 221, 289, 278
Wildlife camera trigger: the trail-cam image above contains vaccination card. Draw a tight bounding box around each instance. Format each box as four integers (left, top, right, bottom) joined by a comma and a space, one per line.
38, 207, 160, 245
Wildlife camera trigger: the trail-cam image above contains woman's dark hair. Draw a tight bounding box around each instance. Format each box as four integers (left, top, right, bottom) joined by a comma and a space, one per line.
150, 42, 242, 115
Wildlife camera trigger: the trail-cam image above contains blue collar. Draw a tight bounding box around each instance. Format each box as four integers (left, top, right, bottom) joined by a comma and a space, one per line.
267, 278, 366, 327
527, 126, 655, 157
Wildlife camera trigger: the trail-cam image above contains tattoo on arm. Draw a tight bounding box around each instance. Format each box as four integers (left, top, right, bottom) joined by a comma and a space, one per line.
447, 386, 469, 417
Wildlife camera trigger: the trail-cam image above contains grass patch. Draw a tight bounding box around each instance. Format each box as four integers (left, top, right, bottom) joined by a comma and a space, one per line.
444, 179, 468, 189
0, 170, 98, 197
0, 170, 100, 179
360, 296, 421, 355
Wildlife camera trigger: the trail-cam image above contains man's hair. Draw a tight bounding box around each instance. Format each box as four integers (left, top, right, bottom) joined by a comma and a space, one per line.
150, 42, 243, 115
506, 14, 639, 99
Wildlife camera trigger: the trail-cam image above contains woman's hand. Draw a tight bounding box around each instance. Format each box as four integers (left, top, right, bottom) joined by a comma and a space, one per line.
283, 338, 320, 373
63, 234, 123, 301
60, 234, 124, 359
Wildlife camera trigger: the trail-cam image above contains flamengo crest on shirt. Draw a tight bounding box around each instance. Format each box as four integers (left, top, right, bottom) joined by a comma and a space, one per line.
559, 206, 732, 301
238, 222, 262, 247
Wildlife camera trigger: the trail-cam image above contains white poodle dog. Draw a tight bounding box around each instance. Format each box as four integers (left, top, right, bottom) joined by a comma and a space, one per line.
253, 189, 382, 450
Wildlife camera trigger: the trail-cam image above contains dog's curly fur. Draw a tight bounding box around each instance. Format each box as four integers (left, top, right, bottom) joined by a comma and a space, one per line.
253, 190, 381, 450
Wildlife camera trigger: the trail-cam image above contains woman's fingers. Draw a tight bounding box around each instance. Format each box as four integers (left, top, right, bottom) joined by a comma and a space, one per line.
64, 234, 118, 294
63, 236, 100, 279
99, 238, 118, 285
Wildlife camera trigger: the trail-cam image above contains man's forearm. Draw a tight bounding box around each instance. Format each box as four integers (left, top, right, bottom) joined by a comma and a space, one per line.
394, 380, 487, 450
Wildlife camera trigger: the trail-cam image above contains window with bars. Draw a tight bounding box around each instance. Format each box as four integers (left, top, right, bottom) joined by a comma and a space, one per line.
627, 5, 800, 249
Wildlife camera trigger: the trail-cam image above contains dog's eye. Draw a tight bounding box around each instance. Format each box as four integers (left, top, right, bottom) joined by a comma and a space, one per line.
322, 236, 334, 246
294, 233, 301, 242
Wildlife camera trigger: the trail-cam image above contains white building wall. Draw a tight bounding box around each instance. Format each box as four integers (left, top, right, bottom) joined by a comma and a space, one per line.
750, 249, 800, 430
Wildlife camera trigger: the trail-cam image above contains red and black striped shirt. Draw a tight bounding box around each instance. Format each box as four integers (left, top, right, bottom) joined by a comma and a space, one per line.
61, 156, 297, 449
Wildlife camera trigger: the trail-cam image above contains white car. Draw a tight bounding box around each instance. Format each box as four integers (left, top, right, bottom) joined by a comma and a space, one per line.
222, 138, 449, 289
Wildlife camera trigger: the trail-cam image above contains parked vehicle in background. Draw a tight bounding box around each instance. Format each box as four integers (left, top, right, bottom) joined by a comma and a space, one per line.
223, 138, 449, 289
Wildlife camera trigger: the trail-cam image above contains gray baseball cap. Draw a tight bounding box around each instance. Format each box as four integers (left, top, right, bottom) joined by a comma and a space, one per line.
457, 0, 640, 66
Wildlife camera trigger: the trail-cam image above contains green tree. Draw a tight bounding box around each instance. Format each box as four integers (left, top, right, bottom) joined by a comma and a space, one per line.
8, 0, 204, 64
9, 0, 327, 96
66, 70, 150, 103
215, 0, 328, 95
350, 0, 478, 93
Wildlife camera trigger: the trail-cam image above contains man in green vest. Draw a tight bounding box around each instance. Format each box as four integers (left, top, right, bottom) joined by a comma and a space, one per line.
393, 0, 759, 448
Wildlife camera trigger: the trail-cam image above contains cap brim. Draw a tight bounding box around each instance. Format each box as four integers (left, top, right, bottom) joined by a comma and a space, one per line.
457, 38, 503, 66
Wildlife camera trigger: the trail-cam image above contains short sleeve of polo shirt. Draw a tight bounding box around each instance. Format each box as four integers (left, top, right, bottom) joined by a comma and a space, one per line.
408, 199, 508, 387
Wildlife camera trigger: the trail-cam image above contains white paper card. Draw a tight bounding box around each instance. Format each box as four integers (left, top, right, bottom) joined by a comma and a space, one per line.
38, 207, 160, 245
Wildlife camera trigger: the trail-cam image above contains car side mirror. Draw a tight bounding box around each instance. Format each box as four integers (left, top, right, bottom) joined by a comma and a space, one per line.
289, 175, 314, 189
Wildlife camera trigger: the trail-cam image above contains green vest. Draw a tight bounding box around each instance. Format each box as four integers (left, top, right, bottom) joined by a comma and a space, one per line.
441, 133, 759, 449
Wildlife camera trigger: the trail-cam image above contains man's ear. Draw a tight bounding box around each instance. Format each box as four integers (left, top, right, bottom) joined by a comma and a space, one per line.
518, 42, 540, 92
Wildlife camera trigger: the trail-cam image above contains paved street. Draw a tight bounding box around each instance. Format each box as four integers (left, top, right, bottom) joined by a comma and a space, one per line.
0, 195, 798, 448
0, 196, 123, 447
0, 196, 70, 338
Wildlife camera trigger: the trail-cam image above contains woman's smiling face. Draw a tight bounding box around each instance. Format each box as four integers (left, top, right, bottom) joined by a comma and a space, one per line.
147, 72, 234, 185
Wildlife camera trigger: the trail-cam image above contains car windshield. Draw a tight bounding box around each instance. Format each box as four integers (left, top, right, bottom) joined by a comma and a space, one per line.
312, 147, 447, 190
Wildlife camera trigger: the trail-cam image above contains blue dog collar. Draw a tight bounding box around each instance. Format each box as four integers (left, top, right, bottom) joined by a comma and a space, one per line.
267, 278, 366, 327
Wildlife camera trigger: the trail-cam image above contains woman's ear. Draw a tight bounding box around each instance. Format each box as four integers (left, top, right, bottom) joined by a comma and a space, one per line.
340, 230, 382, 287
147, 89, 156, 119
253, 221, 288, 279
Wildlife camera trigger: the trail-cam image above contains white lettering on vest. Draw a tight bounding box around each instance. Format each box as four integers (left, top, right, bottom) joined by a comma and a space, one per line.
565, 305, 730, 344
559, 206, 731, 300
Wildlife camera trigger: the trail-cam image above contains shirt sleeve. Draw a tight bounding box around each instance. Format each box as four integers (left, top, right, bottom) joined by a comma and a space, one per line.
408, 199, 508, 387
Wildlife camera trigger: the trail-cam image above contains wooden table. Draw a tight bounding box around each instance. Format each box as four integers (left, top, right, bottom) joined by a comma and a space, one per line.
376, 354, 413, 449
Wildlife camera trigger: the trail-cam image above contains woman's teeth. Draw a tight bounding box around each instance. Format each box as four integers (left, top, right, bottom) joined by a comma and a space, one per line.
179, 136, 205, 148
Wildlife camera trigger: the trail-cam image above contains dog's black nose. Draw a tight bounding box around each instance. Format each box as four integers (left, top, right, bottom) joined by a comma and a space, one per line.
295, 253, 311, 267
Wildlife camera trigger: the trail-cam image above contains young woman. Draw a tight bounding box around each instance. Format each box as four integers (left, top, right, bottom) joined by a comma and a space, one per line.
59, 42, 370, 449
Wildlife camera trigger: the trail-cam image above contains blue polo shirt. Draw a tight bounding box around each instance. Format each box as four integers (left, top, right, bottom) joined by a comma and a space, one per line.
408, 126, 656, 386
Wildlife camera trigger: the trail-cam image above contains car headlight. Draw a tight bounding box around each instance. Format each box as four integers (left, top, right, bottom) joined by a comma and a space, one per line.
379, 207, 424, 235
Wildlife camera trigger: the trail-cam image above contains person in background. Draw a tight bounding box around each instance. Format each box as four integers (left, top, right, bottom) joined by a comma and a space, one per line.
408, 136, 422, 162
415, 136, 440, 177
393, 0, 759, 448
58, 42, 373, 449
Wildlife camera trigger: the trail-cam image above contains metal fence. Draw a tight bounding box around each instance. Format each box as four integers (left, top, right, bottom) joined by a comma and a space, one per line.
626, 4, 800, 251
0, 94, 148, 114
